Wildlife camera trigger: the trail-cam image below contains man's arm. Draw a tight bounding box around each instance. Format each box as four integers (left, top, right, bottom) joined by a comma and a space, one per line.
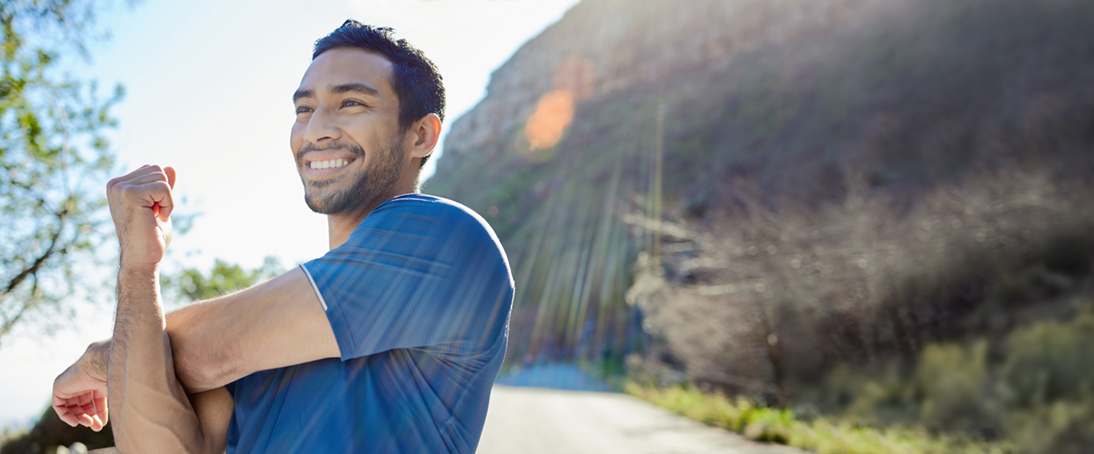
54, 264, 340, 426
164, 266, 340, 392
57, 265, 338, 393
53, 166, 244, 452
53, 337, 233, 451
108, 265, 203, 452
101, 165, 197, 452
55, 164, 339, 443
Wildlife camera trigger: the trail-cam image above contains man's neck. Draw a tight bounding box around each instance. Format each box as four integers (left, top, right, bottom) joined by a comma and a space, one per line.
326, 191, 416, 250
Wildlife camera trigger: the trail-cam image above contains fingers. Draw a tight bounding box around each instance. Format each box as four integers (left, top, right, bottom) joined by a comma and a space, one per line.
53, 362, 110, 430
89, 414, 105, 432
111, 165, 176, 221
126, 175, 175, 221
165, 165, 176, 189
108, 164, 168, 188
66, 394, 102, 430
78, 392, 95, 422
93, 390, 109, 431
53, 396, 87, 428
110, 165, 175, 190
52, 400, 80, 427
52, 371, 81, 427
52, 390, 109, 430
78, 392, 105, 431
157, 185, 174, 221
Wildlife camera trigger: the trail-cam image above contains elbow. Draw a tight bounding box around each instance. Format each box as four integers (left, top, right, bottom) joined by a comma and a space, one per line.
170, 334, 231, 393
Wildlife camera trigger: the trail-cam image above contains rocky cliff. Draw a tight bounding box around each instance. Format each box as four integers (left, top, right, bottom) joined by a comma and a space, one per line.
439, 0, 883, 170
425, 0, 1094, 372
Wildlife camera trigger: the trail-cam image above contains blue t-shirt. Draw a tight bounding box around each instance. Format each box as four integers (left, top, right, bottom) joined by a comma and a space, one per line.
224, 194, 513, 454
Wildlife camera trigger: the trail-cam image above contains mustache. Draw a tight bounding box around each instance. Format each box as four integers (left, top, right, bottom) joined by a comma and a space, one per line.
296, 142, 366, 162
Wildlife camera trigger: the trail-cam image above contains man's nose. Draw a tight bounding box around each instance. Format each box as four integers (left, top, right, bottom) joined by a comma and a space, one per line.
303, 107, 341, 144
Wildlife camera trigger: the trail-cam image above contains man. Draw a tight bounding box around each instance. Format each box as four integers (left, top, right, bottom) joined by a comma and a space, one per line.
50, 20, 513, 454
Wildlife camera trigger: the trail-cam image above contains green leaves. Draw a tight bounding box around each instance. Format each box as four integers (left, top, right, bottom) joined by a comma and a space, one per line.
161, 257, 284, 304
0, 0, 122, 344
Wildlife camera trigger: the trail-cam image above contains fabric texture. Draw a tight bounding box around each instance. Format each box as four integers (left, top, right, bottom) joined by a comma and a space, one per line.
225, 194, 513, 454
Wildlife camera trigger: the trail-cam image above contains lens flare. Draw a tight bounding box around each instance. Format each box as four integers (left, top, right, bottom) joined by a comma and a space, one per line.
524, 89, 575, 152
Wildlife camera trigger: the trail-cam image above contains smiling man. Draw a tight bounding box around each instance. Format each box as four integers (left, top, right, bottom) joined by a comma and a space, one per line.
50, 21, 513, 454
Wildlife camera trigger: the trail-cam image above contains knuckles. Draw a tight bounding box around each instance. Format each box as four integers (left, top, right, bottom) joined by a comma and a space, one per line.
108, 173, 172, 201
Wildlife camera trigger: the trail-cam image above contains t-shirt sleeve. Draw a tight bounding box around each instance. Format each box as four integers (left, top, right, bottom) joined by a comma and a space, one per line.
300, 196, 513, 361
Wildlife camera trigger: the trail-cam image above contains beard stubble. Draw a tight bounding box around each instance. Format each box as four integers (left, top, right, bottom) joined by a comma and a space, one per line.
299, 139, 405, 215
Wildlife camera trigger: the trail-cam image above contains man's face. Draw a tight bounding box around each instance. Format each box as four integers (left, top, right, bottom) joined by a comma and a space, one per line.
290, 47, 406, 215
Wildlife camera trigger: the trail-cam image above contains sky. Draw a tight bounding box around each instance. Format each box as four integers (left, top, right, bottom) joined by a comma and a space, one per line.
0, 0, 580, 430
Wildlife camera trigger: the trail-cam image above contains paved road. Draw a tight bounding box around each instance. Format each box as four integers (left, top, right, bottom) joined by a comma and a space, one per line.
477, 386, 808, 454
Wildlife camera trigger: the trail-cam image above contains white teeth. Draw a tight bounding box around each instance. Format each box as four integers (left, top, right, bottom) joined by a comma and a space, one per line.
310, 159, 350, 170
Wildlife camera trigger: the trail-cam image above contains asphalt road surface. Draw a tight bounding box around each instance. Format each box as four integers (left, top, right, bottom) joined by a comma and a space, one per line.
477, 386, 809, 454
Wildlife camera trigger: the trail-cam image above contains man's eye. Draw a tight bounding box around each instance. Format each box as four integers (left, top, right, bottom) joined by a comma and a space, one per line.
342, 100, 365, 108
295, 106, 313, 114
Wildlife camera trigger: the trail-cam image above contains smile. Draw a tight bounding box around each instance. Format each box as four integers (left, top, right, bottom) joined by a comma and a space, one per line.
309, 158, 352, 170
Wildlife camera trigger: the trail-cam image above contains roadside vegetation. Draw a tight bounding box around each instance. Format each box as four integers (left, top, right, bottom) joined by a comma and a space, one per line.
627, 383, 1018, 454
630, 301, 1094, 454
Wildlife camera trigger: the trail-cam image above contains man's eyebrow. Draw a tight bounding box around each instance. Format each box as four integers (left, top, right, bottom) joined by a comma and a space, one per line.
292, 89, 315, 103
330, 83, 380, 97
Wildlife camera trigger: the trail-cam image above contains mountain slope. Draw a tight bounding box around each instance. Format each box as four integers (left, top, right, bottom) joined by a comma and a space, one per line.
425, 0, 1094, 370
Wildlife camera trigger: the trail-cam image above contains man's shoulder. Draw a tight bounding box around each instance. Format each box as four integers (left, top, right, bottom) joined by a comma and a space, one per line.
371, 194, 498, 240
376, 194, 481, 219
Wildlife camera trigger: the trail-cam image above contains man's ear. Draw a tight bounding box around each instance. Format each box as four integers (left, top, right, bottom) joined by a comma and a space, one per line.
408, 113, 442, 160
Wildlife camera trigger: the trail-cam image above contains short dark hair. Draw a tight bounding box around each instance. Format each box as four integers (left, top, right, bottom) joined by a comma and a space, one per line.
313, 20, 445, 168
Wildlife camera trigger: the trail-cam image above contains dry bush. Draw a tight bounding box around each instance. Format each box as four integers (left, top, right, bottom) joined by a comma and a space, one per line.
631, 166, 1094, 405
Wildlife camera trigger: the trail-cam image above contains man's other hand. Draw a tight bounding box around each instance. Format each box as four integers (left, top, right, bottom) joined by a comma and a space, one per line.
52, 359, 108, 431
107, 165, 176, 270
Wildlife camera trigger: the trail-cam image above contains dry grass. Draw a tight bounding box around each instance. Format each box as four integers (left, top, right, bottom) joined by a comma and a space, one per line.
627, 383, 1019, 454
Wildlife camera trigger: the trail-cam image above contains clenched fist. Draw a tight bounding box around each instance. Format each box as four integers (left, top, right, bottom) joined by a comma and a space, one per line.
107, 165, 176, 270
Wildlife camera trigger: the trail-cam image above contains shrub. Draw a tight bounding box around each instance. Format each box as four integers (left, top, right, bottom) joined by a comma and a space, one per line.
813, 303, 1094, 452
999, 307, 1094, 408
912, 341, 1000, 435
1007, 400, 1094, 454
627, 383, 1019, 454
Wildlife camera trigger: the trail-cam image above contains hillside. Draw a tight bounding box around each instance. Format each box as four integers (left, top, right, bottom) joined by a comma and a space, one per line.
426, 0, 1094, 370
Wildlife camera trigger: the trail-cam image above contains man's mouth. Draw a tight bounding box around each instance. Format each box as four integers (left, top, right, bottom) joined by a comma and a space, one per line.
308, 158, 352, 170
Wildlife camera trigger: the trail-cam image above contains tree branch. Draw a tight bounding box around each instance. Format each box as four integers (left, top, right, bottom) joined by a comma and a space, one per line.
0, 205, 67, 301
0, 275, 43, 341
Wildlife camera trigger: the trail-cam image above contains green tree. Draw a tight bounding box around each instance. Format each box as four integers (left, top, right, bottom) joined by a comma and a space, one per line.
162, 256, 284, 304
0, 0, 124, 345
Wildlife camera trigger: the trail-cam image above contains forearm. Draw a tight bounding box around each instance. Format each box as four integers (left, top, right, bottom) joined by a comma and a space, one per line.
81, 306, 221, 393
108, 266, 204, 453
84, 267, 338, 395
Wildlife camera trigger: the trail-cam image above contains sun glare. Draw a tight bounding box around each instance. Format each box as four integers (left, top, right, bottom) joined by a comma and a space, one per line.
521, 58, 598, 158
524, 89, 575, 152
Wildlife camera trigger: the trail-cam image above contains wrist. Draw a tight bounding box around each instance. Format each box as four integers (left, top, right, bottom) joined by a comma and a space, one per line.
119, 254, 160, 272
118, 260, 160, 277
79, 341, 110, 381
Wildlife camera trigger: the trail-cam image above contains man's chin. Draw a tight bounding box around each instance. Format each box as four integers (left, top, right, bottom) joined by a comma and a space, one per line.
305, 197, 344, 215
303, 173, 345, 189
304, 186, 350, 214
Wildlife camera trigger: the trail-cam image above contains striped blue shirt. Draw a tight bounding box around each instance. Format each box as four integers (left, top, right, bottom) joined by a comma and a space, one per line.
225, 194, 513, 454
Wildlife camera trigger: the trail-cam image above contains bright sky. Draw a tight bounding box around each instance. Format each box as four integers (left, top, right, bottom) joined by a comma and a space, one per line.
0, 0, 579, 429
